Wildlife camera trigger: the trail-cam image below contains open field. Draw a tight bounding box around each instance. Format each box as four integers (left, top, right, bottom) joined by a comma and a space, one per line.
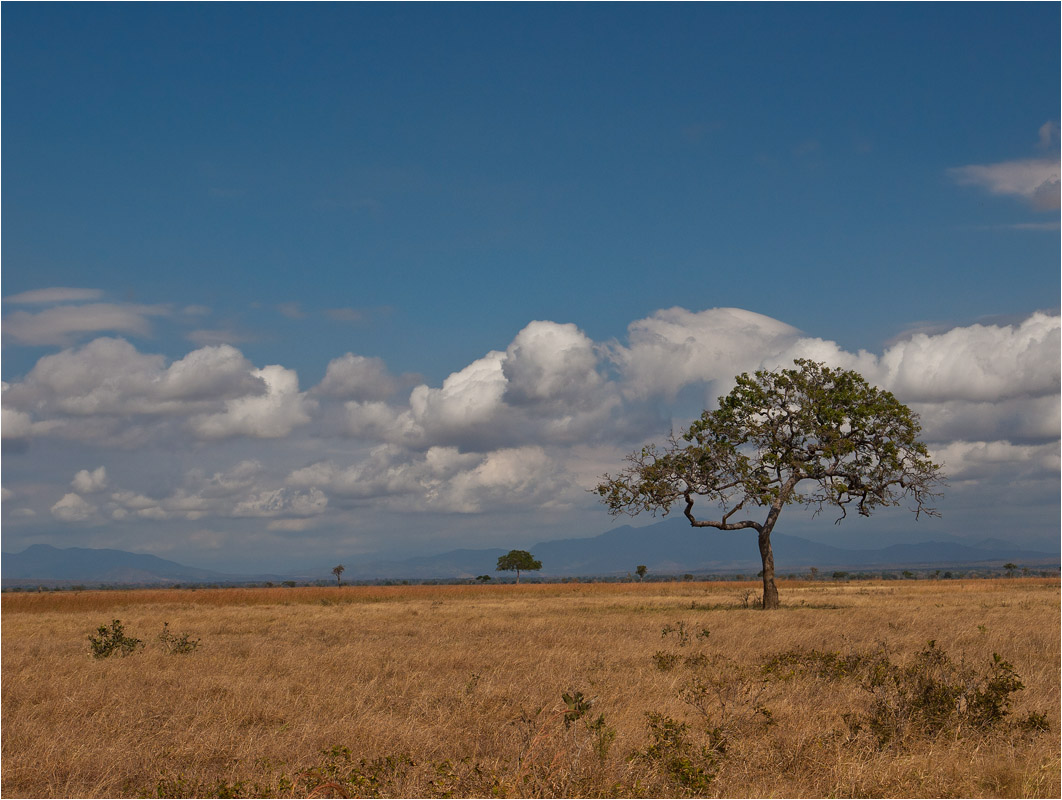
2, 579, 1059, 798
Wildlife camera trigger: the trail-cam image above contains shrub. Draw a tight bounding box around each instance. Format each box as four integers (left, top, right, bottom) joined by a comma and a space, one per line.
860, 642, 1032, 744
761, 641, 1049, 747
635, 713, 718, 793
761, 647, 878, 682
158, 622, 200, 655
652, 651, 681, 671
560, 690, 593, 728
89, 619, 142, 659
298, 747, 414, 798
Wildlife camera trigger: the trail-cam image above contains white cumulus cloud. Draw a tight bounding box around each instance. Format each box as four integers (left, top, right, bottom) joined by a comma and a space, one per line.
72, 466, 108, 493
612, 307, 803, 400
5, 307, 1059, 537
405, 351, 509, 445
502, 321, 606, 409
189, 365, 316, 439
50, 492, 97, 522
314, 353, 403, 400
0, 339, 330, 445
3, 338, 265, 418
872, 312, 1059, 403
931, 440, 1060, 483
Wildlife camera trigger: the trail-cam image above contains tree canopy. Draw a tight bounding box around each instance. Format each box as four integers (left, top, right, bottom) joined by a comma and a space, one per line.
596, 359, 944, 609
496, 550, 542, 583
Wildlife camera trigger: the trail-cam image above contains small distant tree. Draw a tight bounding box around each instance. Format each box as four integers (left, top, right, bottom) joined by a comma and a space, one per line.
635, 565, 648, 581
596, 360, 944, 609
476, 574, 492, 583
496, 550, 542, 584
332, 564, 345, 586
1003, 562, 1017, 577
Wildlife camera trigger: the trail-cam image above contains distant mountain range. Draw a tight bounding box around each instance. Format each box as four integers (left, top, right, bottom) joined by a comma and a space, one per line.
3, 517, 1057, 587
0, 544, 283, 587
336, 518, 1057, 580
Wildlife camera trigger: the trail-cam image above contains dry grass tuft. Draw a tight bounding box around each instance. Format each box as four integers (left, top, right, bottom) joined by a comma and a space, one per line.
2, 578, 1058, 797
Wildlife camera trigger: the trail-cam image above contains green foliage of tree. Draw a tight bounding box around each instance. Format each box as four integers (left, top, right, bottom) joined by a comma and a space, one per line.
496, 550, 542, 583
636, 565, 648, 580
595, 360, 944, 609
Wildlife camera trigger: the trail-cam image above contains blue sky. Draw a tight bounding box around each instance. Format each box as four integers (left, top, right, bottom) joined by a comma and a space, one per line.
2, 4, 1059, 573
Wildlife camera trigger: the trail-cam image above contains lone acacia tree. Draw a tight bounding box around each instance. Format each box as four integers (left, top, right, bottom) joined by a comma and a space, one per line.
332, 564, 345, 586
496, 550, 542, 583
596, 360, 944, 609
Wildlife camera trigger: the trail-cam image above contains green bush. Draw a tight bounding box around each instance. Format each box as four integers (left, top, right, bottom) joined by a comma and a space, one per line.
652, 651, 681, 671
760, 641, 1048, 747
89, 619, 142, 659
158, 622, 200, 655
635, 712, 718, 793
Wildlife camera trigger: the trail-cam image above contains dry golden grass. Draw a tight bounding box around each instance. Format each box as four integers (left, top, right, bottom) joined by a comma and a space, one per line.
2, 578, 1058, 798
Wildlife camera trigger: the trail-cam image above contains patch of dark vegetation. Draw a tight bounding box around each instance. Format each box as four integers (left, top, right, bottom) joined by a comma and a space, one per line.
89, 619, 143, 659
761, 640, 1049, 746
158, 622, 201, 655
89, 620, 200, 659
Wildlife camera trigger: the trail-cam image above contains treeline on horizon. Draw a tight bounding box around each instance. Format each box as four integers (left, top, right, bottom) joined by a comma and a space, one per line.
3, 565, 1057, 593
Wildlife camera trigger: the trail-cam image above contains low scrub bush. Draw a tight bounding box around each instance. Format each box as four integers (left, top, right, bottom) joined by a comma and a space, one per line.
88, 619, 142, 659
651, 650, 680, 671
761, 640, 1049, 747
158, 622, 200, 655
632, 712, 720, 794
861, 642, 1033, 745
89, 620, 200, 659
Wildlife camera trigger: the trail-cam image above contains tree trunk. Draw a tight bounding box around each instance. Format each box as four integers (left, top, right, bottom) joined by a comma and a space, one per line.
516, 569, 520, 584
758, 529, 780, 609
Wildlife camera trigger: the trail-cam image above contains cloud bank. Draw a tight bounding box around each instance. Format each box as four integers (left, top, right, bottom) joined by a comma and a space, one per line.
4, 304, 1058, 549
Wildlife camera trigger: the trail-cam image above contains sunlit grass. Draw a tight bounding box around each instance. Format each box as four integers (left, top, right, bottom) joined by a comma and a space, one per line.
2, 578, 1058, 797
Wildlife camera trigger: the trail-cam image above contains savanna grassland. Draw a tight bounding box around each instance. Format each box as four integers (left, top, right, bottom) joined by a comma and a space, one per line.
2, 578, 1059, 798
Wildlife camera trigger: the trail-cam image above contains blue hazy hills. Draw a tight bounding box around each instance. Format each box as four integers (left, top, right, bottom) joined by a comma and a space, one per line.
3, 517, 1056, 586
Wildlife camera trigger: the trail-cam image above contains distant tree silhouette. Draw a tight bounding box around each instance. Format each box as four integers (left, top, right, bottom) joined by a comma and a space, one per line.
332, 564, 345, 586
496, 550, 542, 584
